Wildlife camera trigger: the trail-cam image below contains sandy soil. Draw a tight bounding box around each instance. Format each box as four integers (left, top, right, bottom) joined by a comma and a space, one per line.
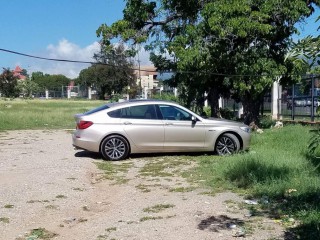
0, 130, 284, 240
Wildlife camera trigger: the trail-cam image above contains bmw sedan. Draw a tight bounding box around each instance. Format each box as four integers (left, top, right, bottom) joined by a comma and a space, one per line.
72, 100, 251, 160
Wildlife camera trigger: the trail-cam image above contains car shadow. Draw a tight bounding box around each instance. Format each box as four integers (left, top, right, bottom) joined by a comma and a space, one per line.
74, 150, 102, 160
130, 152, 214, 159
74, 150, 215, 161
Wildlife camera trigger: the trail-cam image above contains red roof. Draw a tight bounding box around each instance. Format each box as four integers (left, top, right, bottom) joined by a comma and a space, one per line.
13, 66, 26, 80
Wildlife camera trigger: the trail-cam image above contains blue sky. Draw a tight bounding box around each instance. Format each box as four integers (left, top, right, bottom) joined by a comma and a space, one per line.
0, 0, 152, 78
0, 1, 319, 78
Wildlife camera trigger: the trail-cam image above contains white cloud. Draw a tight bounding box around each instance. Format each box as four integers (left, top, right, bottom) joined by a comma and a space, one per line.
26, 39, 153, 79
29, 39, 100, 79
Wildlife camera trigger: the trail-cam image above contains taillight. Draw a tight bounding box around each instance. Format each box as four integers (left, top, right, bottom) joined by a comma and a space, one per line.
77, 120, 93, 129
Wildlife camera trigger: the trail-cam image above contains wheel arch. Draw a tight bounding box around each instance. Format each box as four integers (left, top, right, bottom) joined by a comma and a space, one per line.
215, 131, 243, 150
99, 133, 131, 155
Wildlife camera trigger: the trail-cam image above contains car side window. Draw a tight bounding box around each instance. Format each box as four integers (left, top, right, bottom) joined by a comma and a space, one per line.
110, 105, 157, 119
107, 109, 121, 118
159, 105, 192, 121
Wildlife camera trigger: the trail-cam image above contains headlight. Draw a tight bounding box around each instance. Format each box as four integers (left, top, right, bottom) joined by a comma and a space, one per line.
240, 126, 251, 133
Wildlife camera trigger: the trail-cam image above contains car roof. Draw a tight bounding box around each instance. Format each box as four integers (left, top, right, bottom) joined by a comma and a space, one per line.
106, 99, 177, 109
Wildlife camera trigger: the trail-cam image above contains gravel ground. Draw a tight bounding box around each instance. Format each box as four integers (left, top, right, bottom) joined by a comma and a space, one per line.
0, 130, 284, 240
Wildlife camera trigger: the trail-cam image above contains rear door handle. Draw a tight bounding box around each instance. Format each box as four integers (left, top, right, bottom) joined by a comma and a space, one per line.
123, 121, 132, 125
165, 122, 173, 125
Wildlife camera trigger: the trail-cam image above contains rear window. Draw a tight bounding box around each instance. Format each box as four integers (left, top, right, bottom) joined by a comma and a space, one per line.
84, 104, 110, 115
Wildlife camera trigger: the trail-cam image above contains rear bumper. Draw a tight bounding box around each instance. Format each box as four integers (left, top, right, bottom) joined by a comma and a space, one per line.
72, 132, 100, 153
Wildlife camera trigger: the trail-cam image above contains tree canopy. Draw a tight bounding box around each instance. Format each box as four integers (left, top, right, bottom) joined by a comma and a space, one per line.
0, 68, 19, 98
97, 0, 319, 124
31, 72, 71, 90
75, 44, 136, 100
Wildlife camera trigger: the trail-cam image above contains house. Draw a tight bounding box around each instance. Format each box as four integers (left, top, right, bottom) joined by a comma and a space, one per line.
13, 66, 26, 80
135, 66, 159, 89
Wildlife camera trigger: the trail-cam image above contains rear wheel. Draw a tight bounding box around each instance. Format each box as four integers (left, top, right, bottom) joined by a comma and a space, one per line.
215, 133, 240, 156
100, 135, 129, 160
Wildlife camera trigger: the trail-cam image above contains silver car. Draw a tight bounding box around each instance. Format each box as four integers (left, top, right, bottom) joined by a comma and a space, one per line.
72, 100, 251, 160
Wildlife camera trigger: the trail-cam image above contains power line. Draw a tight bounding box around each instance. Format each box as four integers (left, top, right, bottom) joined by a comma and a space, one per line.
0, 47, 317, 78
0, 48, 159, 73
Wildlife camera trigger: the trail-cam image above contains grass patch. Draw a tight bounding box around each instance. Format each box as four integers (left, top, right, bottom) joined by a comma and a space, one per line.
139, 156, 194, 178
24, 228, 58, 239
143, 204, 175, 213
0, 217, 9, 223
45, 205, 59, 210
194, 125, 320, 239
106, 227, 117, 232
27, 200, 50, 203
4, 204, 14, 208
169, 186, 196, 192
140, 216, 163, 222
0, 99, 104, 130
95, 161, 133, 184
55, 195, 67, 199
135, 183, 162, 192
72, 187, 85, 191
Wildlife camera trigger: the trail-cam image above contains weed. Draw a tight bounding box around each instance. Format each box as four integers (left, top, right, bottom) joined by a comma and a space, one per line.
140, 216, 163, 222
25, 228, 58, 239
82, 206, 90, 211
95, 161, 133, 184
55, 195, 67, 199
4, 204, 14, 208
78, 218, 88, 223
0, 217, 9, 223
136, 184, 151, 192
195, 125, 320, 238
169, 186, 196, 192
27, 200, 50, 203
72, 187, 85, 191
135, 183, 162, 193
139, 157, 193, 178
45, 205, 59, 210
106, 227, 117, 232
143, 204, 175, 213
66, 177, 77, 180
96, 235, 108, 240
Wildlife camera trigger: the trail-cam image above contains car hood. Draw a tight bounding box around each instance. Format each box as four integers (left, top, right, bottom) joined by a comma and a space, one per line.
201, 117, 248, 127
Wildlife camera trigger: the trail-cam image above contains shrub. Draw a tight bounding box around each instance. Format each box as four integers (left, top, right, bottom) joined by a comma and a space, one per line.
258, 115, 275, 129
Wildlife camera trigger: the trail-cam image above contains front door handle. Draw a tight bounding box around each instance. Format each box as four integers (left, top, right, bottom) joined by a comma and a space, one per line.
123, 121, 132, 125
165, 122, 173, 126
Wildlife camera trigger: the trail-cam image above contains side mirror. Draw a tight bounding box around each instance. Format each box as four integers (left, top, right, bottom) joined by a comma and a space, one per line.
191, 116, 197, 123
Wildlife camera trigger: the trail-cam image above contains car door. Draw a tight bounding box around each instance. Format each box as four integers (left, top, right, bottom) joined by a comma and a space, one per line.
120, 104, 164, 150
158, 104, 206, 151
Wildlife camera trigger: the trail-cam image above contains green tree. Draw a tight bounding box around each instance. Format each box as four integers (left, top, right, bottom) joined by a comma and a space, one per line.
0, 68, 19, 98
76, 44, 136, 100
97, 0, 319, 124
31, 72, 70, 90
16, 78, 40, 98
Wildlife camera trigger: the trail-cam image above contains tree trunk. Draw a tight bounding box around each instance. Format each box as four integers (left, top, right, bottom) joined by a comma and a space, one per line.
98, 86, 106, 100
208, 88, 220, 118
242, 93, 262, 125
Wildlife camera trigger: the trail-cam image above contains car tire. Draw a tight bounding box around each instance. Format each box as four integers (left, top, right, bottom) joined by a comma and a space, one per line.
100, 135, 130, 161
215, 133, 240, 156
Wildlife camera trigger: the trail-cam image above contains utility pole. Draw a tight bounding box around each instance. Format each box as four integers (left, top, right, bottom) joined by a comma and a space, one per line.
138, 59, 142, 97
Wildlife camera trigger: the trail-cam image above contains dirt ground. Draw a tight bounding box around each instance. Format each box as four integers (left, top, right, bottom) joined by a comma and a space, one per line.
0, 130, 284, 240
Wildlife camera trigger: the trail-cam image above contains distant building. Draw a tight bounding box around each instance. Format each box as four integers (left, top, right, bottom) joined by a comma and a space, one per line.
135, 66, 159, 89
13, 66, 26, 80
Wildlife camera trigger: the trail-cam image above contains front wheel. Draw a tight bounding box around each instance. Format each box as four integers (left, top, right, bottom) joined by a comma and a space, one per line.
215, 133, 240, 156
100, 135, 130, 160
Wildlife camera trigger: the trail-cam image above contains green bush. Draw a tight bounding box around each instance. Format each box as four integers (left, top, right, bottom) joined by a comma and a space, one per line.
258, 115, 275, 129
219, 108, 236, 120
